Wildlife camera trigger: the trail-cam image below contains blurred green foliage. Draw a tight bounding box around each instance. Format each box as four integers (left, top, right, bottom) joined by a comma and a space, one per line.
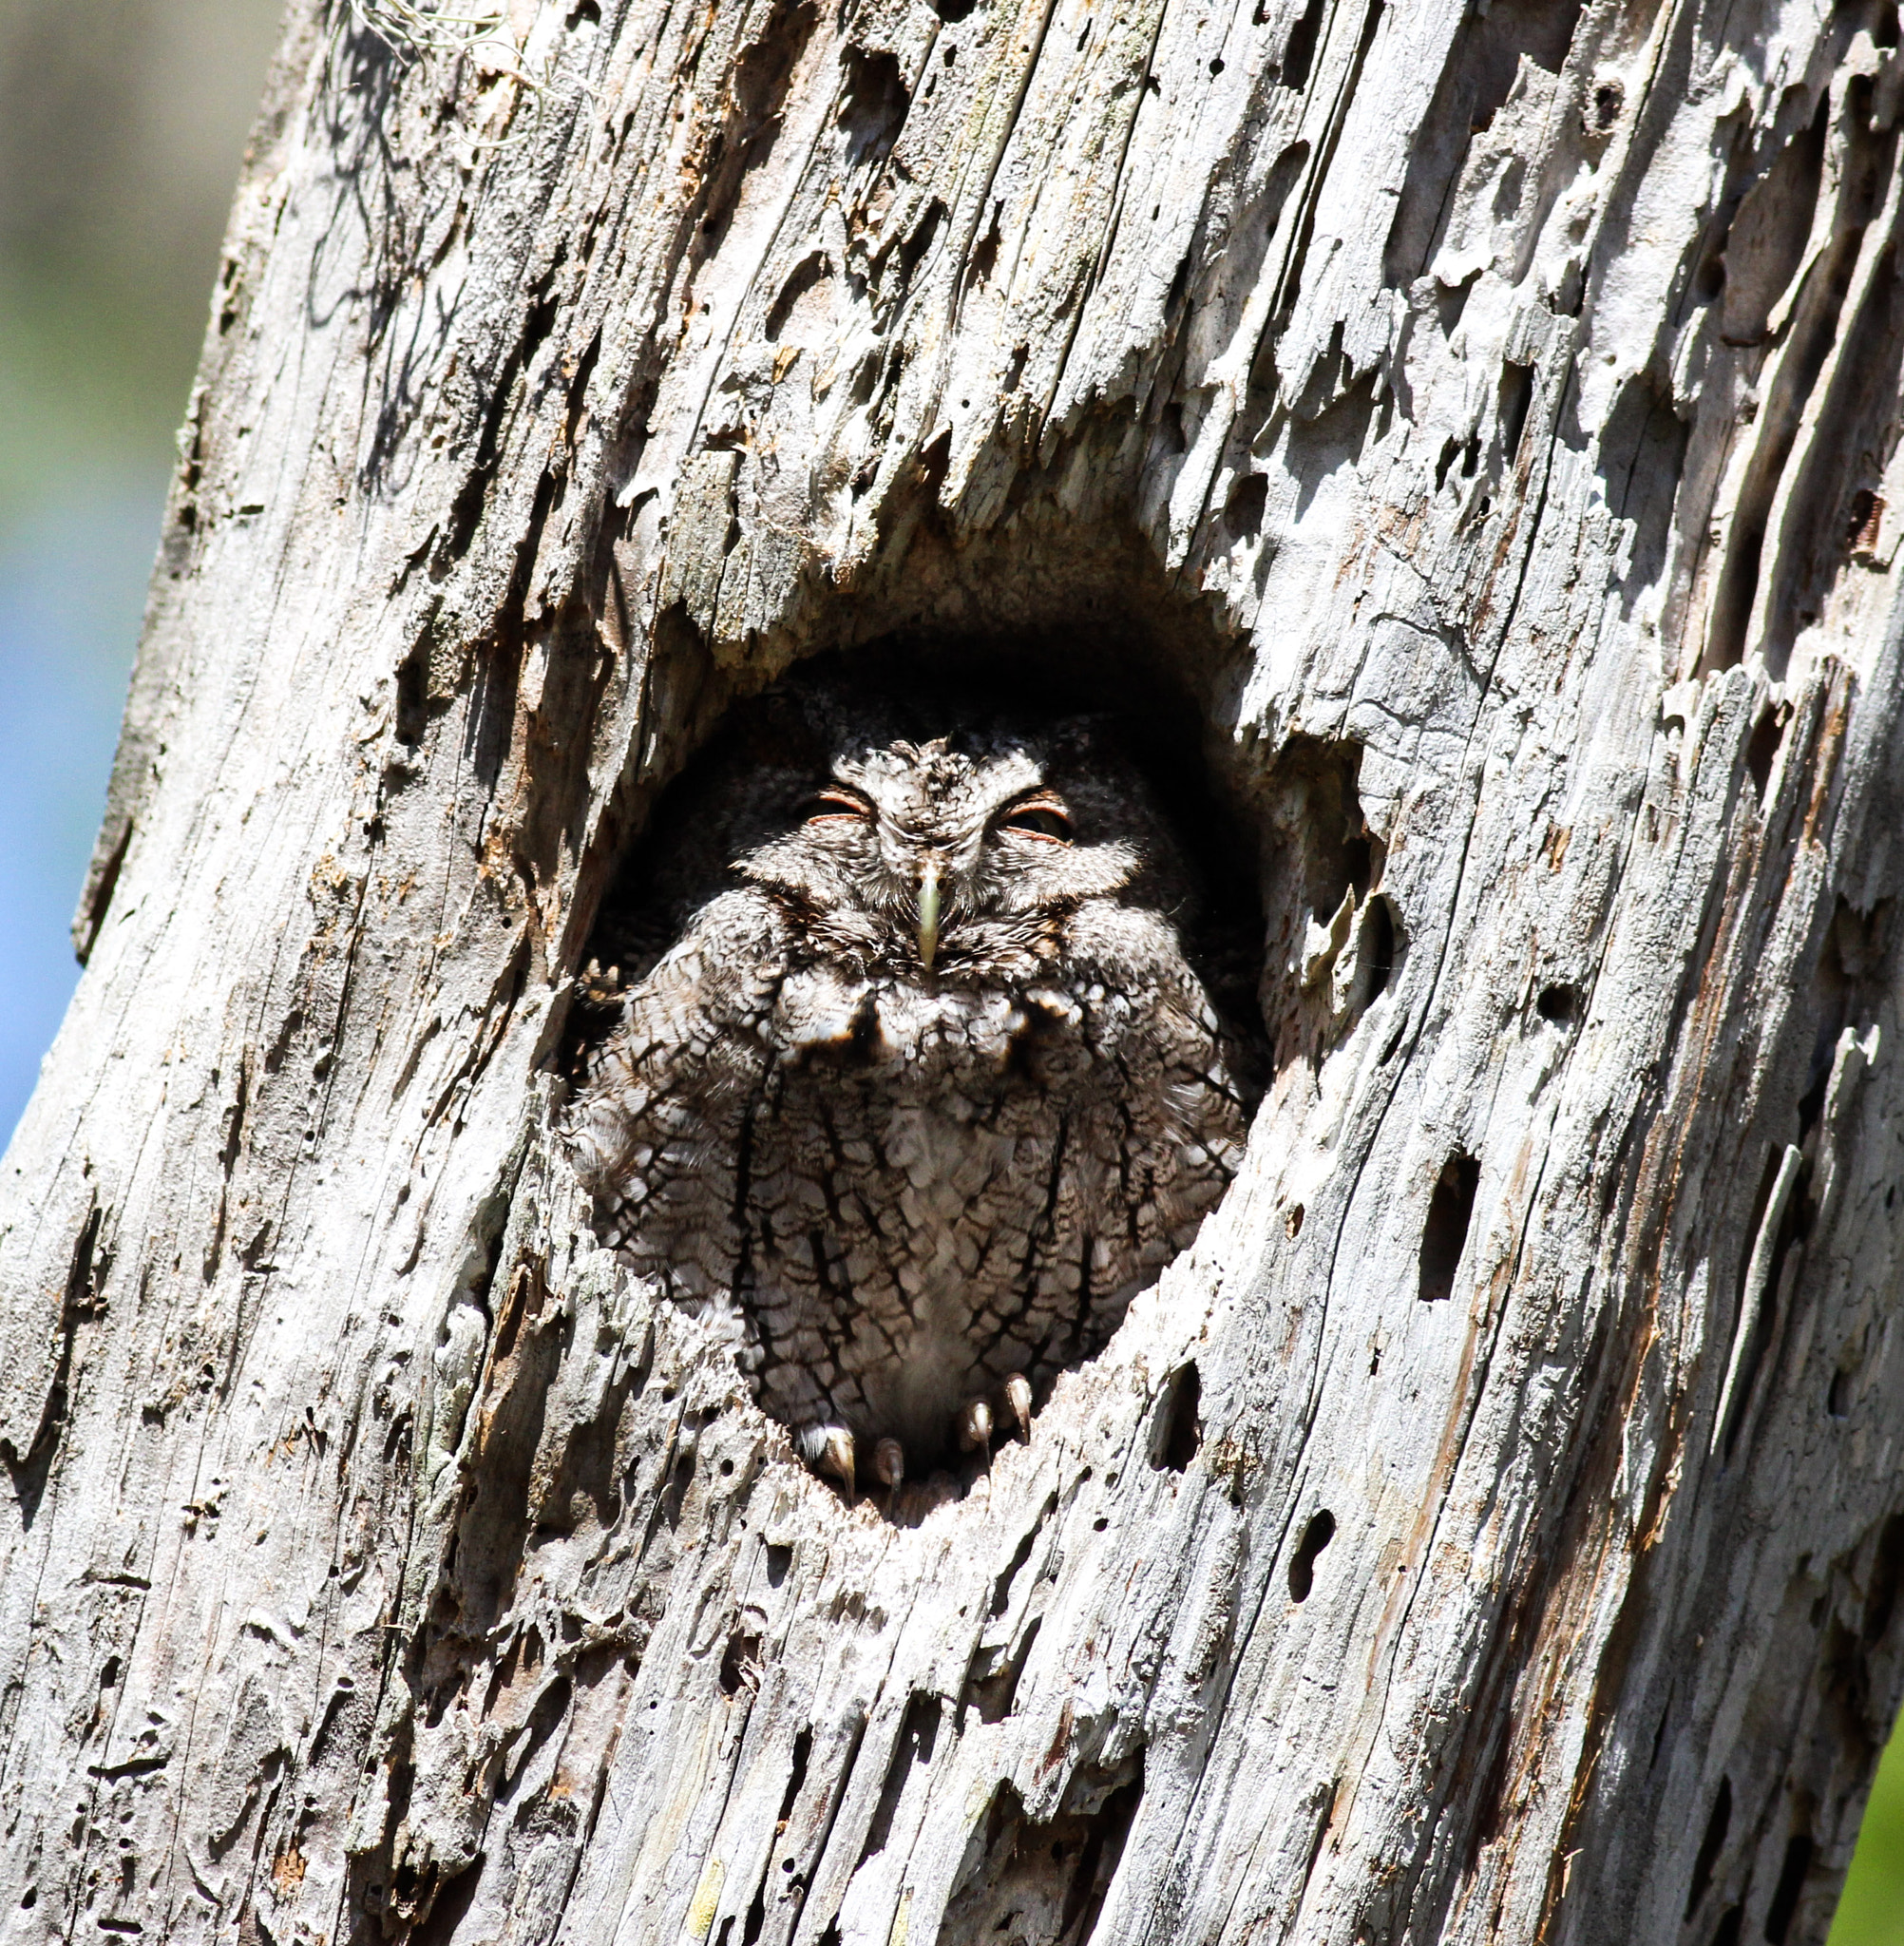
1837, 1733, 1904, 1944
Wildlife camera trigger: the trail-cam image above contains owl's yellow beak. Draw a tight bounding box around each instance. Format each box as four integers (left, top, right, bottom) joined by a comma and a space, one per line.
916, 859, 941, 973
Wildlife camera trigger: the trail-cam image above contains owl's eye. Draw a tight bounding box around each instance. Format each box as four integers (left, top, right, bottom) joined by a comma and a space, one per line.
999, 798, 1073, 844
802, 788, 872, 825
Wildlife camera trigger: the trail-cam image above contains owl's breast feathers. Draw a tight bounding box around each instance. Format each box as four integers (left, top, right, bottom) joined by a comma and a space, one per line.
567, 873, 1249, 1451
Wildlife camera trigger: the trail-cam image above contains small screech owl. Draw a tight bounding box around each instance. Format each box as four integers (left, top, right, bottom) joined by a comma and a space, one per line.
564, 679, 1260, 1498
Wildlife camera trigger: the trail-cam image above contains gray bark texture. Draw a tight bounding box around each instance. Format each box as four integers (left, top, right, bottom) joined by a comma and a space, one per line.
6, 0, 1904, 1941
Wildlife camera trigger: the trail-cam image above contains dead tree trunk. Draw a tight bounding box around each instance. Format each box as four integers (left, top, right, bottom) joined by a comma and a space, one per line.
6, 1, 1904, 1940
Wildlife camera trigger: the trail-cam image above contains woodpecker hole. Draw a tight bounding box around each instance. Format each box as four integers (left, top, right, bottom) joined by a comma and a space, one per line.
1287, 1509, 1337, 1601
1151, 1363, 1202, 1471
1418, 1154, 1481, 1304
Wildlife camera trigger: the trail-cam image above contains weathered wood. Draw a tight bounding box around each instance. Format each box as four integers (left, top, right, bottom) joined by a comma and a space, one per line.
5, 2, 1904, 1942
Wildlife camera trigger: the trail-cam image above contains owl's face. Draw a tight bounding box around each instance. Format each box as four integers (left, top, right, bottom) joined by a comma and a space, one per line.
734, 731, 1146, 982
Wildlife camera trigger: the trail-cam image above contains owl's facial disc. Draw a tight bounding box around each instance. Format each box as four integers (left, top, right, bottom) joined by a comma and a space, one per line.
739, 734, 1136, 980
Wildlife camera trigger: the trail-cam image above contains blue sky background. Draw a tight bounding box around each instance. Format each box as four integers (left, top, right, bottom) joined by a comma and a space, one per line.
0, 4, 1899, 1935
0, 0, 278, 1140
0, 476, 159, 1135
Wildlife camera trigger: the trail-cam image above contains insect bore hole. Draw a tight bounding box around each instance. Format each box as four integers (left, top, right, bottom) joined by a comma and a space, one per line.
1746, 703, 1788, 800
1287, 1509, 1336, 1601
1418, 1153, 1481, 1304
1685, 1775, 1732, 1918
1828, 1365, 1852, 1417
719, 1631, 763, 1696
1360, 896, 1396, 1002
1763, 1833, 1815, 1946
1535, 983, 1579, 1025
1151, 1363, 1202, 1471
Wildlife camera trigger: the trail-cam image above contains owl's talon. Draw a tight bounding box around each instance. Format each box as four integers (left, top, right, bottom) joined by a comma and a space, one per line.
873, 1438, 904, 1507
958, 1397, 993, 1460
1004, 1374, 1033, 1441
797, 1423, 857, 1500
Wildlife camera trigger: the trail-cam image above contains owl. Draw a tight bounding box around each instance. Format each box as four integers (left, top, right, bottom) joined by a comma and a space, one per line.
563, 677, 1261, 1501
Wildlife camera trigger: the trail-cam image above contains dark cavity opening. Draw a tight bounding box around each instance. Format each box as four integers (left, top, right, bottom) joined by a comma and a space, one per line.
990, 1515, 1045, 1618
1225, 471, 1268, 541
564, 630, 1269, 1508
1685, 1775, 1732, 1919
1277, 0, 1327, 90
962, 1615, 1040, 1726
1287, 1508, 1337, 1602
1152, 1363, 1203, 1472
1535, 983, 1579, 1025
1717, 94, 1829, 349
1418, 1154, 1481, 1304
394, 636, 430, 747
837, 46, 909, 165
776, 1727, 812, 1825
1254, 734, 1395, 1066
1862, 1513, 1904, 1645
1763, 1832, 1814, 1944
1745, 703, 1787, 801
861, 1694, 942, 1861
765, 253, 830, 342
1497, 361, 1535, 465
937, 1758, 1143, 1946
719, 1631, 762, 1697
1722, 1144, 1811, 1462
1597, 372, 1690, 618
1359, 896, 1396, 1002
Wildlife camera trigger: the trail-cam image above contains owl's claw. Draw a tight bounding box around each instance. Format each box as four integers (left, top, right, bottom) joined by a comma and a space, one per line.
872, 1438, 904, 1507
797, 1422, 857, 1500
958, 1396, 994, 1459
1004, 1374, 1033, 1441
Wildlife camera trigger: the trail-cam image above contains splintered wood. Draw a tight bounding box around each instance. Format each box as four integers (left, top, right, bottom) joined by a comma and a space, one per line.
5, 2, 1904, 1943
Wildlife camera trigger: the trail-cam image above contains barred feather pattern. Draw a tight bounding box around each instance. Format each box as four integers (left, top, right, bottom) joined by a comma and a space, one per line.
564, 691, 1256, 1467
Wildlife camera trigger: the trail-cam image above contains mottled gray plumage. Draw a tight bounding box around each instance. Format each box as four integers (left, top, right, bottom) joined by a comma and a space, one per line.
564, 682, 1258, 1481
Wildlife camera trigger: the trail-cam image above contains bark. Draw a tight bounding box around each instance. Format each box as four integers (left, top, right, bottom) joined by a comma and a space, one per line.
6, 2, 1904, 1943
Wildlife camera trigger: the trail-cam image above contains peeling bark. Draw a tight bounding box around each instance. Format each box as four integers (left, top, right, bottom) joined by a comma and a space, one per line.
6, 2, 1904, 1942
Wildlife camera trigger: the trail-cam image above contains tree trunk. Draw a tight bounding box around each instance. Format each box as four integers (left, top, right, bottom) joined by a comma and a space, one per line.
7, 1, 1904, 1941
